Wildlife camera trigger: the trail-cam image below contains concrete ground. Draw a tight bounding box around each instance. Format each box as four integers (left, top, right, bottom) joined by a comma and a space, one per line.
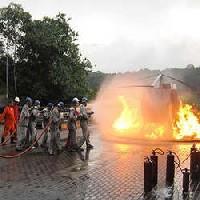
0, 124, 199, 200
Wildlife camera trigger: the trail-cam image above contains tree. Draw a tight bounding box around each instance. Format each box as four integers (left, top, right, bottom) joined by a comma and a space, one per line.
0, 3, 32, 95
0, 4, 92, 100
16, 13, 92, 99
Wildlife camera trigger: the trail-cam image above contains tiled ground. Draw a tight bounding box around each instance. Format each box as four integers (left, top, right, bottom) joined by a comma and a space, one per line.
0, 125, 199, 200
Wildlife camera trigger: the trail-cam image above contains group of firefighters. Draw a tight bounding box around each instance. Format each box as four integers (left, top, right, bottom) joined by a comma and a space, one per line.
0, 96, 94, 155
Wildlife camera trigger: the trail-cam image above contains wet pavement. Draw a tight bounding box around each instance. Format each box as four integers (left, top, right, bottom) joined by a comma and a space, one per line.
0, 125, 199, 200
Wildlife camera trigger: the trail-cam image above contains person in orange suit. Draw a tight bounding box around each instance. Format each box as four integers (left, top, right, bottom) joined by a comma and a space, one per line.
0, 100, 16, 144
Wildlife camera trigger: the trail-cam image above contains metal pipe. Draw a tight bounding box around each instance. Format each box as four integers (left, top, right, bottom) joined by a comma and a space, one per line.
6, 54, 8, 99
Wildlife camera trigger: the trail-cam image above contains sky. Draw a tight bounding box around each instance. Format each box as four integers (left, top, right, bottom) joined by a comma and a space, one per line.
1, 0, 200, 72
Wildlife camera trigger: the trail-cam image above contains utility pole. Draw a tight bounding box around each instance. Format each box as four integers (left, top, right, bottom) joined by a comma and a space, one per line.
6, 36, 9, 100
6, 54, 8, 99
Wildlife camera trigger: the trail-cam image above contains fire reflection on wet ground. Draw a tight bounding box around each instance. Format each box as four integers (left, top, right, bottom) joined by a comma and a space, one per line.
0, 125, 199, 200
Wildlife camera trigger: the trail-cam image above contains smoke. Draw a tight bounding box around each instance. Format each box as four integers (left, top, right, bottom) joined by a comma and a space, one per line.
92, 74, 177, 142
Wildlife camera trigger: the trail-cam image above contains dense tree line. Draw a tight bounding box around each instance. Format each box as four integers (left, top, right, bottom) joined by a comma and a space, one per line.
87, 71, 116, 97
0, 3, 92, 101
88, 67, 200, 103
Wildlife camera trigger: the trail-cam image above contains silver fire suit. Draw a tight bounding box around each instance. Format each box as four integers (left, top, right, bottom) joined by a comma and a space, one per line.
16, 104, 30, 150
79, 104, 91, 146
67, 108, 78, 149
48, 107, 61, 155
28, 106, 40, 145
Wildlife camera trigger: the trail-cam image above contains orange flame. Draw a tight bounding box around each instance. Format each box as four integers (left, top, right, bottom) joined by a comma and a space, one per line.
144, 124, 165, 139
173, 104, 200, 140
112, 95, 200, 141
112, 96, 141, 131
112, 96, 165, 139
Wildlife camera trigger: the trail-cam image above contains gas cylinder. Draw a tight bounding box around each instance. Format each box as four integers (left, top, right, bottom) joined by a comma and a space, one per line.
144, 157, 153, 193
183, 168, 190, 193
150, 150, 158, 187
166, 151, 175, 185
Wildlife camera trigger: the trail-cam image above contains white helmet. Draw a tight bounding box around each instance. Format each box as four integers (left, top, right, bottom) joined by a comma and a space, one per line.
14, 96, 20, 103
72, 97, 79, 103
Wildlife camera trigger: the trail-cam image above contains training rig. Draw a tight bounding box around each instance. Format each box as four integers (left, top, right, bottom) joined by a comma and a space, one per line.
143, 144, 200, 199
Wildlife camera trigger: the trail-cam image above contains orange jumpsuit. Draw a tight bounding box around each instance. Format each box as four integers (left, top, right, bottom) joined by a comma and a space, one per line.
0, 106, 16, 138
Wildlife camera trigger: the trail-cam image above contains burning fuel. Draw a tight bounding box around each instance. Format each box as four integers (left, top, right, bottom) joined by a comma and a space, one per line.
111, 94, 166, 140
112, 96, 140, 131
93, 75, 200, 142
173, 104, 200, 140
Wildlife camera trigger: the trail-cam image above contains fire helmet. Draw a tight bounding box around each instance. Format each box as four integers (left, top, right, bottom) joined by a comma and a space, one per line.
25, 97, 32, 103
14, 96, 20, 103
82, 97, 88, 103
34, 100, 40, 106
58, 101, 64, 107
72, 97, 79, 104
47, 103, 53, 108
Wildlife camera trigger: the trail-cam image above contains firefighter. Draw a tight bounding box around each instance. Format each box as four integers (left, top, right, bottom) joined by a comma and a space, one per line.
48, 102, 62, 155
28, 100, 40, 147
12, 96, 20, 143
80, 97, 94, 149
16, 97, 32, 151
0, 100, 16, 144
41, 103, 53, 148
67, 98, 84, 152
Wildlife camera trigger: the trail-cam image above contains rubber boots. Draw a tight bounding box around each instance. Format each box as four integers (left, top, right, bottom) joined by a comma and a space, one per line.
1, 137, 5, 144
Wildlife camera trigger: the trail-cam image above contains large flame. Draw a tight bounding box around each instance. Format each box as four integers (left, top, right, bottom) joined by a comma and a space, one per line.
173, 104, 200, 140
112, 95, 165, 139
112, 96, 140, 131
94, 75, 200, 141
112, 95, 200, 141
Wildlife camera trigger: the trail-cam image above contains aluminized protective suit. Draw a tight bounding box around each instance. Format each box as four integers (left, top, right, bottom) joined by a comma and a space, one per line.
48, 106, 61, 155
79, 104, 91, 146
16, 104, 30, 150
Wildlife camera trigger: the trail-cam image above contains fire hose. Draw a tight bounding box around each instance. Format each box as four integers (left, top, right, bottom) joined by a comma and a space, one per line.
152, 148, 165, 155
0, 121, 51, 159
181, 152, 192, 165
167, 150, 182, 170
167, 150, 190, 175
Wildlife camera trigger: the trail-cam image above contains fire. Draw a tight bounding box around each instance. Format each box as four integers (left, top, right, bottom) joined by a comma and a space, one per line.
112, 96, 141, 131
112, 95, 164, 139
112, 95, 200, 141
173, 104, 200, 140
144, 124, 165, 139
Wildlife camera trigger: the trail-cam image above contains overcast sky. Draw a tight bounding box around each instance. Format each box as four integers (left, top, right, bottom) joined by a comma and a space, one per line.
1, 0, 200, 72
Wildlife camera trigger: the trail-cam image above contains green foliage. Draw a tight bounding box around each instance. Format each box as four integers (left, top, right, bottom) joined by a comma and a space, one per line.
88, 71, 105, 90
0, 58, 6, 94
0, 3, 92, 100
0, 55, 14, 95
1, 3, 200, 102
86, 71, 112, 99
0, 3, 31, 48
0, 3, 32, 95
